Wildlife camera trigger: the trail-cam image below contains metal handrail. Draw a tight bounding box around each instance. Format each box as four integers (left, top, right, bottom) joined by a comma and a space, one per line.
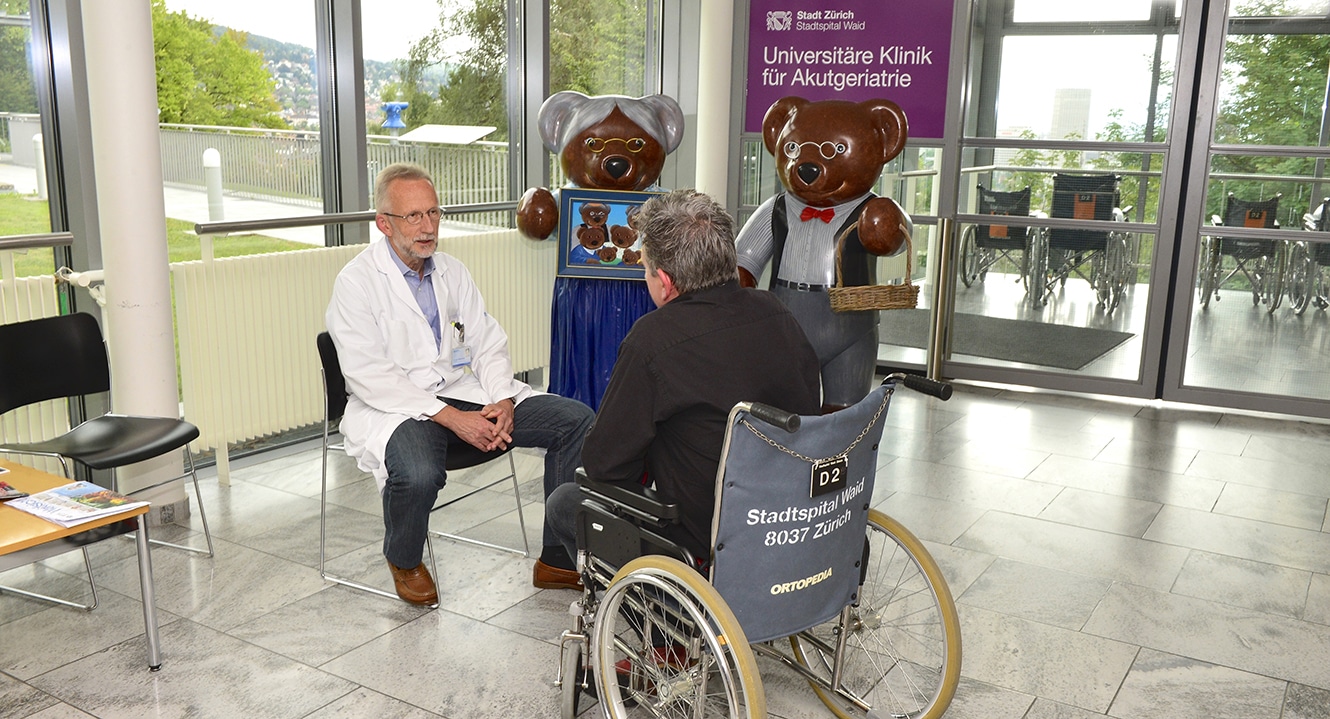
0, 232, 74, 251
193, 201, 518, 236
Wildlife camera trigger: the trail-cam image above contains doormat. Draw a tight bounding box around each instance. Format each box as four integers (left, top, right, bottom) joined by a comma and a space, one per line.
880, 310, 1134, 370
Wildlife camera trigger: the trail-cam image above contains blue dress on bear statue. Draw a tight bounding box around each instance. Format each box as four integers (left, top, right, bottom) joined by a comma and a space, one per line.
548, 277, 654, 411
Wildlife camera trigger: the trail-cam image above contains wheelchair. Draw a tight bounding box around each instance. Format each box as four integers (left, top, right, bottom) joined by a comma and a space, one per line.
1198, 193, 1283, 312
1028, 173, 1133, 312
959, 185, 1047, 300
555, 374, 961, 719
1284, 197, 1330, 314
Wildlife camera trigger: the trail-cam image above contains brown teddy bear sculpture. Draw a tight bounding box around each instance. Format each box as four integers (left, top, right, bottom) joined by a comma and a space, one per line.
516, 92, 685, 409
735, 96, 911, 412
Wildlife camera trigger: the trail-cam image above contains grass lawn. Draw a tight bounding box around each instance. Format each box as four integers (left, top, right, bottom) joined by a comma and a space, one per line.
1, 193, 311, 278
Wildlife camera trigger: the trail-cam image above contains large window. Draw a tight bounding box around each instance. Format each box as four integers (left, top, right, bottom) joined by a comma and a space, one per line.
155, 0, 324, 256
1, 0, 55, 281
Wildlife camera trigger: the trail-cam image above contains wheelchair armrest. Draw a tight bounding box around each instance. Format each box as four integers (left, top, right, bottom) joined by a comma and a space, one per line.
575, 468, 680, 524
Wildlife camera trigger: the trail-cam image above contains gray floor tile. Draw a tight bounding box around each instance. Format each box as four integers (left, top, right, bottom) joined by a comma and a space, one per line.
1037, 487, 1162, 537
1143, 505, 1330, 575
320, 610, 559, 719
1285, 683, 1330, 719
0, 672, 59, 718
955, 512, 1191, 591
876, 457, 1063, 516
928, 676, 1034, 719
29, 620, 357, 719
1212, 482, 1329, 531
1108, 648, 1285, 719
1084, 582, 1330, 690
1171, 551, 1312, 619
958, 558, 1112, 630
1307, 573, 1330, 626
1027, 454, 1224, 511
873, 490, 987, 544
1093, 436, 1199, 474
958, 604, 1138, 713
1023, 697, 1112, 719
300, 687, 444, 719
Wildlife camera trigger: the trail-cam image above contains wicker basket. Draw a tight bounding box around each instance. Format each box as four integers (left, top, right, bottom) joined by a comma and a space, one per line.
828, 221, 919, 312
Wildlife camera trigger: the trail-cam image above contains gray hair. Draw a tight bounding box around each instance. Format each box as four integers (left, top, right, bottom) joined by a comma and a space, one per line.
373, 162, 434, 212
538, 92, 685, 154
637, 189, 737, 295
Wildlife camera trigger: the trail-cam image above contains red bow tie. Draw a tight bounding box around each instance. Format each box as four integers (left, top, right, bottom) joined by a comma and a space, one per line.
800, 207, 835, 223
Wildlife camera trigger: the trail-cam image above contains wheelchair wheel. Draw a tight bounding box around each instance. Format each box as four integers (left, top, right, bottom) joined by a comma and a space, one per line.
959, 225, 981, 288
1199, 238, 1218, 309
561, 642, 588, 718
1286, 242, 1314, 315
790, 510, 961, 719
591, 556, 765, 719
1024, 230, 1048, 307
1263, 241, 1288, 313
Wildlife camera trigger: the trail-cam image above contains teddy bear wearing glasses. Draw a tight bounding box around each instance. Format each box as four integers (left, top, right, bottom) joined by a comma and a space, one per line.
516, 91, 685, 410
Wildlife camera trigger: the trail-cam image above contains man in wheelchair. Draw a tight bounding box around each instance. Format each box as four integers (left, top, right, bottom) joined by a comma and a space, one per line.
544, 187, 822, 569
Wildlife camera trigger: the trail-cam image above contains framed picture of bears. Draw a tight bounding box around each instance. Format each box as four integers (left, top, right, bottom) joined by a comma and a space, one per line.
556, 188, 662, 280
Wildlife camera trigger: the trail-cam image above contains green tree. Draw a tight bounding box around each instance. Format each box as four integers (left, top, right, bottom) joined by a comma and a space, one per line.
1211, 0, 1330, 223
381, 0, 650, 139
0, 0, 37, 124
151, 0, 286, 128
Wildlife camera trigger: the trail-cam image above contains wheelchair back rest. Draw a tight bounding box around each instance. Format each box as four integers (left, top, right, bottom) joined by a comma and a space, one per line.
1223, 193, 1280, 230
710, 385, 892, 644
977, 185, 1032, 244
1220, 193, 1281, 256
1049, 173, 1120, 250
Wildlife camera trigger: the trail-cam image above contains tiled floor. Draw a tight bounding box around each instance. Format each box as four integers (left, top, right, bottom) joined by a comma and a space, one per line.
5, 381, 1330, 718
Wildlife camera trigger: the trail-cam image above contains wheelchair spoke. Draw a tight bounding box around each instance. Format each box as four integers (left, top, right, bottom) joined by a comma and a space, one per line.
790, 510, 960, 719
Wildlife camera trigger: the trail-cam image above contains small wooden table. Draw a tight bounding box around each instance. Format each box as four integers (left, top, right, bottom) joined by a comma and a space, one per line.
0, 460, 162, 670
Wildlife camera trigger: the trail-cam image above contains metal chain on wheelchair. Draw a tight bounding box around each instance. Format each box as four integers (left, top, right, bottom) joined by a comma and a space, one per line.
738, 388, 892, 464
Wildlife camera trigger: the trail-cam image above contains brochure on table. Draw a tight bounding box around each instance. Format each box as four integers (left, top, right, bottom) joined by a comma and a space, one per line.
5, 481, 148, 528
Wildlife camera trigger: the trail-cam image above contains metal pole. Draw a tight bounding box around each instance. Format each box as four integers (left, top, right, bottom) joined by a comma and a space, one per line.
927, 217, 956, 381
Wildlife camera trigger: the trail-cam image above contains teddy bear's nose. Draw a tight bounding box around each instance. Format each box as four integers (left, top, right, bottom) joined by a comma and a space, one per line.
796, 163, 821, 185
604, 157, 631, 179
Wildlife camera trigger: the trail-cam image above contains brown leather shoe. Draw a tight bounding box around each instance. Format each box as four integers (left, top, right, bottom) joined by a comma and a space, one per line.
387, 561, 438, 605
533, 559, 583, 590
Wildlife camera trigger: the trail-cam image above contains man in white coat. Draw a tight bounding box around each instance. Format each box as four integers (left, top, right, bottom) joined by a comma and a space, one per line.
326, 163, 594, 605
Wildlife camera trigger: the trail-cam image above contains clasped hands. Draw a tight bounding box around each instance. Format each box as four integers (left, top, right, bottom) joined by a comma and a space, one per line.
432, 399, 515, 452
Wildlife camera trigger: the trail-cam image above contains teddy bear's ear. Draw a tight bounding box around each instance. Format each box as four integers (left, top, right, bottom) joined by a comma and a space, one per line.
538, 91, 592, 153
862, 99, 909, 164
640, 95, 686, 153
762, 96, 807, 157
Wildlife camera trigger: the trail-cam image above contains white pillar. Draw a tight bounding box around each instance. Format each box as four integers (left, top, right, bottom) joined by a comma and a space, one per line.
693, 1, 734, 203
82, 0, 184, 500
203, 147, 225, 224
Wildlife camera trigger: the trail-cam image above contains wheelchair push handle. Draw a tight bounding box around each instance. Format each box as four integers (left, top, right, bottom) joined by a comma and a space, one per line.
747, 402, 802, 433
890, 373, 953, 401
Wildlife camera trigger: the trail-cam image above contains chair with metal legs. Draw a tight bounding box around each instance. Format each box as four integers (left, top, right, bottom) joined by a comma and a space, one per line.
316, 331, 530, 602
0, 313, 213, 610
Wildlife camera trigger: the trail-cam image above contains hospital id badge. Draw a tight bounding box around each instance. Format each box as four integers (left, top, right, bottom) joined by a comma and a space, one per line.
451, 344, 473, 368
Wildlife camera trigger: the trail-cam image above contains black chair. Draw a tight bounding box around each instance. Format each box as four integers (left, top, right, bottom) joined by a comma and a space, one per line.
0, 313, 213, 610
1199, 193, 1282, 310
1033, 173, 1132, 311
316, 332, 530, 603
960, 185, 1044, 298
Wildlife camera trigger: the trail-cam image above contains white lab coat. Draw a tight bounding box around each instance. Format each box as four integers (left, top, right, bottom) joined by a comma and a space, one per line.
325, 239, 535, 489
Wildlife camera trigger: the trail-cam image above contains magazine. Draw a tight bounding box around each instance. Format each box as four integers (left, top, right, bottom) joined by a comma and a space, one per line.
5, 481, 149, 528
0, 479, 27, 501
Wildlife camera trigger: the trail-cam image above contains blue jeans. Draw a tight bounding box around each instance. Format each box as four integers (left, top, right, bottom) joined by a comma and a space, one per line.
380, 394, 594, 568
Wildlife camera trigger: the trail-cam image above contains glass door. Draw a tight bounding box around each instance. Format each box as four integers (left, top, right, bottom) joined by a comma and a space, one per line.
1163, 0, 1330, 417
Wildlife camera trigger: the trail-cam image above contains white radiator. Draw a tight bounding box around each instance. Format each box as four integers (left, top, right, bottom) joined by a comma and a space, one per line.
0, 265, 67, 475
173, 230, 556, 453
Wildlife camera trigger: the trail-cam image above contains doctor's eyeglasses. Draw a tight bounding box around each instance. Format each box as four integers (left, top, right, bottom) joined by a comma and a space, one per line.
381, 207, 444, 226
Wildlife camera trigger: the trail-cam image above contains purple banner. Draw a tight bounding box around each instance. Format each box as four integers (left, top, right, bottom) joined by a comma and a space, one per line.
745, 0, 954, 139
